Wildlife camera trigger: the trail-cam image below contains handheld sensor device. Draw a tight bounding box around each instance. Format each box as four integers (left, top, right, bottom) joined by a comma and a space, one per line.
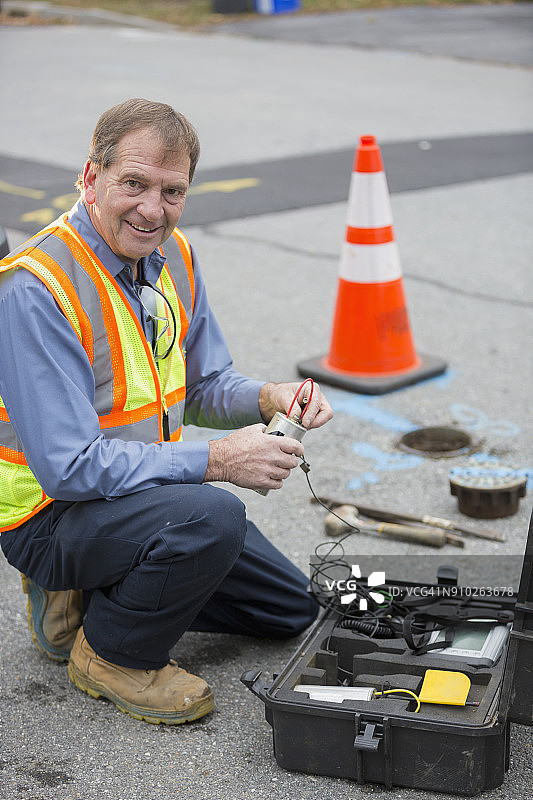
265, 411, 307, 441
256, 412, 307, 496
256, 379, 314, 496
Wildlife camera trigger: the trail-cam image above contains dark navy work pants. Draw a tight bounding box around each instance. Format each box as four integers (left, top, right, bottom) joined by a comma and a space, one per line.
1, 484, 318, 669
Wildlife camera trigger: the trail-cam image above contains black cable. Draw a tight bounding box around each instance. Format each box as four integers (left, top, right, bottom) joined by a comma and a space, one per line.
303, 462, 457, 646
303, 466, 362, 533
338, 619, 394, 637
304, 464, 385, 619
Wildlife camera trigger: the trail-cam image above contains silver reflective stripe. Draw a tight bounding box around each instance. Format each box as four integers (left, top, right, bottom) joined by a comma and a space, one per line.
0, 228, 56, 262
167, 398, 185, 436
0, 419, 23, 452
33, 235, 114, 416
101, 414, 160, 443
160, 232, 193, 318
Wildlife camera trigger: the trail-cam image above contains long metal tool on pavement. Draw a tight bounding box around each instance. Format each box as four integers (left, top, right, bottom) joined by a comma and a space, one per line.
324, 504, 464, 548
312, 497, 505, 542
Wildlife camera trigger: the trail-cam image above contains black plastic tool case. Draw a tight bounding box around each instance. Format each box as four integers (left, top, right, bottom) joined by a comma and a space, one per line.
242, 513, 533, 795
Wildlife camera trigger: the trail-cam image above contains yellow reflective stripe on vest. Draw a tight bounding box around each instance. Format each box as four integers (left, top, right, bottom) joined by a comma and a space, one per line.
0, 461, 52, 532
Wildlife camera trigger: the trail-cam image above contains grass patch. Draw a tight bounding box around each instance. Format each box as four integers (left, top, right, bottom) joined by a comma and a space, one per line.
36, 0, 520, 30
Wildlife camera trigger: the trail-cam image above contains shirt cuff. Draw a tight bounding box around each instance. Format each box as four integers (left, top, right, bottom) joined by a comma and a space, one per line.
168, 440, 210, 484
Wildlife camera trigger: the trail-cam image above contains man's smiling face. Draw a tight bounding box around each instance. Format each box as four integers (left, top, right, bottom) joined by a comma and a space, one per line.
82, 126, 190, 268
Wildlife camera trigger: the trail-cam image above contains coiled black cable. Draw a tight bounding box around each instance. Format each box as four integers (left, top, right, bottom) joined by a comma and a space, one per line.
338, 618, 393, 638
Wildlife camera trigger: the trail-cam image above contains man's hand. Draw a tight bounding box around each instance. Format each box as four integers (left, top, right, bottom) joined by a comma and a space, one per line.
258, 380, 333, 430
204, 424, 304, 491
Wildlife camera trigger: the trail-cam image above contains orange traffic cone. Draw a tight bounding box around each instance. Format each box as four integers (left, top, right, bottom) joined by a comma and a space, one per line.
298, 135, 446, 394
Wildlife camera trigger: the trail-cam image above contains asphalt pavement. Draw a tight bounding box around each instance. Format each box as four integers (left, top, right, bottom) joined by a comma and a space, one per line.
1, 3, 532, 799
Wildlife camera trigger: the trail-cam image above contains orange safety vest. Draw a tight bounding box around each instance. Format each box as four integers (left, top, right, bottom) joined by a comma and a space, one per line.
0, 213, 195, 532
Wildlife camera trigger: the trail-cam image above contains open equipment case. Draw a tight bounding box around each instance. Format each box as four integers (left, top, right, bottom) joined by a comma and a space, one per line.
242, 511, 533, 795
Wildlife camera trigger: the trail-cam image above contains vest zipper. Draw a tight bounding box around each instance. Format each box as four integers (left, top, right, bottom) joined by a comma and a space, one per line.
161, 393, 170, 442
155, 359, 170, 442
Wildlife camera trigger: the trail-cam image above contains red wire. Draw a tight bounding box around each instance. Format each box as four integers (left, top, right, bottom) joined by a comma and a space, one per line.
287, 378, 314, 420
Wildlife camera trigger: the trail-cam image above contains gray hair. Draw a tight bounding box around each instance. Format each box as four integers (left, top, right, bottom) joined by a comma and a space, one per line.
77, 98, 200, 190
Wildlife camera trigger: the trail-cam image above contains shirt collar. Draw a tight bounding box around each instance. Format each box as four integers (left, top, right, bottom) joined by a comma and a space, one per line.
67, 199, 166, 281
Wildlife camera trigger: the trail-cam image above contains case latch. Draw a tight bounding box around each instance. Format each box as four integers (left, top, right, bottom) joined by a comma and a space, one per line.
437, 564, 459, 586
354, 721, 381, 751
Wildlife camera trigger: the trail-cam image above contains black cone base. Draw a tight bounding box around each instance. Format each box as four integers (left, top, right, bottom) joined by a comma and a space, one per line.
297, 353, 447, 395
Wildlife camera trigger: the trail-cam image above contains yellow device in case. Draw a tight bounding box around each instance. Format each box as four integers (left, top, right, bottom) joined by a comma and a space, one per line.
419, 669, 472, 706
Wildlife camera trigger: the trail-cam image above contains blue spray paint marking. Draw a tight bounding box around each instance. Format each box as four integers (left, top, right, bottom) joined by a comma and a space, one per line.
328, 390, 521, 438
470, 453, 503, 464
469, 453, 532, 488
352, 442, 424, 471
323, 389, 521, 491
347, 443, 424, 490
327, 388, 433, 489
347, 472, 380, 491
328, 389, 414, 433
449, 404, 520, 437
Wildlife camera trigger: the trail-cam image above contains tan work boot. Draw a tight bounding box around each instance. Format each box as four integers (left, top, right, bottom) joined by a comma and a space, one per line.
68, 627, 214, 725
21, 574, 83, 662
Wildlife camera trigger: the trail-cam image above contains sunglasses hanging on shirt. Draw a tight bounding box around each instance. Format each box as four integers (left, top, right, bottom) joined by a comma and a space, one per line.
136, 279, 177, 361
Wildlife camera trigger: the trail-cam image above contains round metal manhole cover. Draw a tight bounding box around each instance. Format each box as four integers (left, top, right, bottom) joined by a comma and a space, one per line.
398, 426, 473, 458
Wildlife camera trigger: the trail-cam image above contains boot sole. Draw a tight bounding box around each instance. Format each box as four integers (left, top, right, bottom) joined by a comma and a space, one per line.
68, 659, 214, 725
21, 575, 71, 663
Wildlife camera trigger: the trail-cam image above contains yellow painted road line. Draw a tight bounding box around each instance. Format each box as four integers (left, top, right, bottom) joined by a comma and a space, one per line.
0, 180, 45, 200
52, 192, 79, 209
189, 178, 259, 195
11, 178, 260, 228
20, 208, 56, 225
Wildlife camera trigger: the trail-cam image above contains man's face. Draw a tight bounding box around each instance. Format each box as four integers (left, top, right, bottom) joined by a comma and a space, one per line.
83, 126, 190, 267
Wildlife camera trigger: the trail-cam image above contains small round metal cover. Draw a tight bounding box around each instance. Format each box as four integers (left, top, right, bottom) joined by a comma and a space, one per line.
398, 426, 473, 458
449, 465, 528, 491
449, 465, 527, 518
